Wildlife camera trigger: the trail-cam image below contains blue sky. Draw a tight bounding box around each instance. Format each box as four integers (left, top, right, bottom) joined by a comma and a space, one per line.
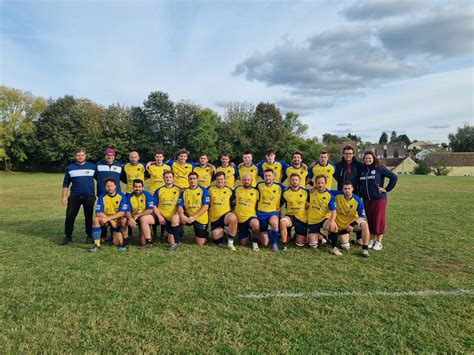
1, 0, 473, 143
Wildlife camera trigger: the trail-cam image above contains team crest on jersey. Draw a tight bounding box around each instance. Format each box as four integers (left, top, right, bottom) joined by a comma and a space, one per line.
173, 191, 177, 194
273, 190, 276, 193
137, 167, 141, 171
197, 192, 201, 196
223, 191, 227, 194
206, 169, 209, 172
250, 169, 254, 172
350, 205, 353, 208
371, 170, 376, 174
327, 169, 330, 173
115, 201, 119, 204
299, 194, 303, 197
250, 193, 254, 196
323, 196, 326, 200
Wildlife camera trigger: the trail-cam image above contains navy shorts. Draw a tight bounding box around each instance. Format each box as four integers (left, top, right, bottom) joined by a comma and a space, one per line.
186, 221, 209, 238
211, 213, 228, 231
338, 221, 359, 235
286, 215, 308, 236
308, 219, 328, 234
237, 217, 257, 240
257, 211, 280, 231
154, 216, 174, 234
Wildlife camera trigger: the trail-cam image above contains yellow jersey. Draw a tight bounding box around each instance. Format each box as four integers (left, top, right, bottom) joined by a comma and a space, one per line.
309, 162, 336, 189
333, 192, 366, 229
193, 165, 213, 188
216, 165, 239, 189
238, 163, 260, 187
234, 185, 259, 223
127, 191, 154, 216
256, 181, 284, 213
147, 163, 172, 194
307, 188, 336, 224
178, 185, 210, 224
282, 187, 309, 223
208, 185, 234, 222
153, 185, 181, 221
122, 162, 147, 193
257, 160, 289, 183
167, 160, 198, 189
96, 192, 129, 216
285, 165, 308, 186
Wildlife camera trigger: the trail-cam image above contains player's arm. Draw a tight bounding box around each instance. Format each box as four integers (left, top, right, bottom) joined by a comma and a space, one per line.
177, 192, 190, 223
327, 196, 338, 232
306, 168, 313, 186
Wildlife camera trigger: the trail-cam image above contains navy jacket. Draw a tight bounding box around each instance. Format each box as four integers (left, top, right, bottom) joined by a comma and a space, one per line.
358, 165, 398, 200
95, 159, 123, 196
63, 161, 96, 197
334, 157, 364, 194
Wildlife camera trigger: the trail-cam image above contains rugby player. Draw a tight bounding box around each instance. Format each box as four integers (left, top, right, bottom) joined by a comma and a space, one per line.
257, 149, 289, 183
193, 153, 215, 188
332, 181, 370, 257
238, 150, 259, 187
165, 149, 198, 189
177, 172, 210, 246
280, 173, 309, 251
256, 169, 284, 253
307, 175, 339, 255
234, 173, 260, 250
308, 150, 336, 189
208, 171, 238, 251
284, 151, 308, 185
153, 171, 182, 252
124, 179, 155, 247
90, 178, 129, 253
216, 153, 239, 189
121, 151, 147, 194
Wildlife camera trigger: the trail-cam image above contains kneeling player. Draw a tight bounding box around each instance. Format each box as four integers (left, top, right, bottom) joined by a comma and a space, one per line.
332, 181, 370, 257
280, 173, 309, 251
124, 179, 155, 247
234, 174, 260, 250
91, 178, 129, 252
177, 172, 210, 246
208, 172, 238, 250
307, 175, 339, 255
153, 171, 182, 251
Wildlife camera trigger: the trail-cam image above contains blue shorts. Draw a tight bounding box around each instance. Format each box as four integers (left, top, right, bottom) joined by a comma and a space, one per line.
257, 211, 280, 231
308, 219, 328, 234
237, 217, 257, 240
286, 215, 307, 236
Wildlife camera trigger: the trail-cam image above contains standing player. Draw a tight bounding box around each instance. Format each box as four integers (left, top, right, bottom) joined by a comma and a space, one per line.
193, 153, 214, 188
256, 169, 284, 252
284, 151, 308, 186
308, 151, 336, 189
61, 148, 96, 245
216, 153, 239, 189
166, 149, 198, 189
280, 173, 309, 251
208, 171, 238, 250
257, 149, 289, 183
307, 175, 339, 255
121, 151, 147, 194
124, 179, 155, 247
332, 181, 370, 257
234, 174, 260, 250
147, 150, 172, 195
153, 171, 182, 252
177, 172, 210, 246
238, 150, 259, 187
90, 178, 129, 253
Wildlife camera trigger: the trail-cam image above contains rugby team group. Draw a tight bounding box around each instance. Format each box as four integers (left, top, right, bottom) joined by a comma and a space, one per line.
60, 146, 398, 257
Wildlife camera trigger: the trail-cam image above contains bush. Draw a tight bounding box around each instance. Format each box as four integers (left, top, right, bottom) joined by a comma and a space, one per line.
414, 160, 430, 175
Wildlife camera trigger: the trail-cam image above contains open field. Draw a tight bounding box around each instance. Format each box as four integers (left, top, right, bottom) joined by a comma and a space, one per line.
1, 174, 473, 352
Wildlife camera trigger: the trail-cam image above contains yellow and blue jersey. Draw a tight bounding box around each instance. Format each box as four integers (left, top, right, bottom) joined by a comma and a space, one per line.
333, 191, 366, 229
285, 165, 308, 185
96, 192, 129, 216
234, 185, 259, 223
307, 188, 336, 224
167, 160, 198, 189
308, 162, 336, 189
147, 163, 172, 194
178, 185, 210, 224
238, 164, 260, 187
127, 191, 154, 216
208, 185, 235, 222
153, 185, 181, 221
216, 165, 239, 189
257, 160, 289, 183
122, 162, 147, 194
193, 165, 213, 188
256, 181, 284, 213
282, 187, 309, 223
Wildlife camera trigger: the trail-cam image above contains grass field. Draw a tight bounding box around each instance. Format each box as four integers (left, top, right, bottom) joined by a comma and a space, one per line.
1, 174, 473, 352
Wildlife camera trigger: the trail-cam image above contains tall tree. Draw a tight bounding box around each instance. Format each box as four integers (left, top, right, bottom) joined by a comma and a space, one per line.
322, 133, 342, 145
0, 86, 46, 170
250, 102, 285, 158
189, 108, 219, 162
378, 132, 388, 145
390, 130, 398, 143
347, 133, 361, 143
448, 124, 474, 152
397, 134, 411, 146
174, 100, 200, 151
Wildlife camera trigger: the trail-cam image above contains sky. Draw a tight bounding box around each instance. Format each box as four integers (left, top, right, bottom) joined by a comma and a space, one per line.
1, 0, 473, 143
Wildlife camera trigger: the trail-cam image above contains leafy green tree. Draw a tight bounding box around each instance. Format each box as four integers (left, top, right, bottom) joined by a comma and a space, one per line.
396, 134, 410, 146
414, 160, 430, 175
322, 133, 342, 145
390, 130, 398, 143
174, 100, 200, 152
250, 102, 285, 159
347, 133, 361, 143
189, 108, 219, 162
448, 124, 474, 152
378, 132, 388, 145
0, 86, 46, 170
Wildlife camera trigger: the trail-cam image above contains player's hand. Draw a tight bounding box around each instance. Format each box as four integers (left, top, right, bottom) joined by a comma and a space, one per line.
378, 187, 387, 193
302, 163, 308, 170
329, 222, 338, 233
238, 162, 244, 168
62, 197, 68, 206
180, 215, 189, 224
310, 162, 316, 168
158, 216, 165, 225
346, 225, 353, 232
146, 161, 153, 169
230, 162, 236, 167
187, 216, 195, 223
99, 217, 108, 224
129, 219, 137, 228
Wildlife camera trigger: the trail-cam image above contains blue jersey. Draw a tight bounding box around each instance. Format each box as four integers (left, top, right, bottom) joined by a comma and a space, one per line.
96, 192, 129, 216
95, 159, 123, 195
127, 191, 154, 215
63, 161, 96, 197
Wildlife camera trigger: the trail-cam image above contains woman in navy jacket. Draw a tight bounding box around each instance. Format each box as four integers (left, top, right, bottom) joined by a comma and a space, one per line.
359, 151, 398, 250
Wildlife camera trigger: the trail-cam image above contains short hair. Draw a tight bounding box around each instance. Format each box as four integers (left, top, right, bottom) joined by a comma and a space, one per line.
154, 150, 164, 156
243, 150, 253, 156
221, 153, 230, 158
319, 150, 328, 155
188, 171, 198, 179
289, 173, 301, 179
103, 177, 116, 186
343, 145, 354, 153
178, 148, 190, 156
75, 148, 86, 154
199, 153, 208, 158
133, 179, 144, 186
163, 170, 174, 177
343, 180, 353, 187
214, 171, 226, 178
265, 148, 276, 156
315, 174, 327, 182
292, 151, 302, 159
263, 168, 274, 174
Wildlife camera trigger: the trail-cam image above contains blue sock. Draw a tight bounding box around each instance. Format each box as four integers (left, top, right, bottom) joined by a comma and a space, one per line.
269, 229, 279, 245
92, 226, 101, 247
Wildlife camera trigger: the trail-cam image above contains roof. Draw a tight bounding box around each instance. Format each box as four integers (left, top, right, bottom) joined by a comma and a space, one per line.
380, 158, 404, 167
426, 152, 474, 167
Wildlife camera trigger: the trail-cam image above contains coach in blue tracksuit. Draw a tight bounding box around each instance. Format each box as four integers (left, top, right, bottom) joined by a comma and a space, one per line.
60, 148, 96, 245
95, 148, 123, 196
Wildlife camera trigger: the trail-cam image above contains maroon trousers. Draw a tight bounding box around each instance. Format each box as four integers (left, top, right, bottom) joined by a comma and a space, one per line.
363, 198, 388, 235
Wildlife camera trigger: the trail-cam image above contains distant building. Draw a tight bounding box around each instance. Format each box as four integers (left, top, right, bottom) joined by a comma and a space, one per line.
426, 152, 474, 176
408, 141, 439, 151
416, 148, 438, 160
362, 144, 407, 159
380, 157, 418, 175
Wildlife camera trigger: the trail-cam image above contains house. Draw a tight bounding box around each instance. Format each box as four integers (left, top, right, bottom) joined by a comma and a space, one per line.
416, 148, 437, 160
408, 141, 433, 150
426, 152, 474, 176
380, 157, 418, 174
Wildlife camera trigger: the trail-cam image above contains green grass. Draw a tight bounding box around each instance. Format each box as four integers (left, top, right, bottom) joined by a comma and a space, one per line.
1, 174, 473, 352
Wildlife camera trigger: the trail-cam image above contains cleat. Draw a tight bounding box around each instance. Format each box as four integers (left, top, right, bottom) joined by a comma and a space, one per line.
330, 247, 342, 256
168, 243, 180, 252
252, 242, 260, 252
60, 237, 72, 245
282, 245, 288, 252
372, 241, 383, 251
362, 249, 369, 258
117, 247, 127, 252
228, 245, 237, 252
272, 244, 278, 253
368, 239, 376, 249
89, 246, 99, 253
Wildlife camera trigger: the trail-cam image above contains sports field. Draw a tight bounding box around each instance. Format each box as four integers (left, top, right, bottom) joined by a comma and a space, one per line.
1, 173, 473, 352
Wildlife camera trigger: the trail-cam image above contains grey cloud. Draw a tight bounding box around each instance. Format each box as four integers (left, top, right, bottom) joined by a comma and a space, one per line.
342, 0, 424, 21
427, 124, 450, 129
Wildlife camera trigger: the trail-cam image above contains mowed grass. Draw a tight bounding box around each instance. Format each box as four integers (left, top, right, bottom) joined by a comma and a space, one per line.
1, 174, 473, 352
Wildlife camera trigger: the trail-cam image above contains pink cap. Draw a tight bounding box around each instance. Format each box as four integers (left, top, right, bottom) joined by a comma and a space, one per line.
104, 148, 116, 155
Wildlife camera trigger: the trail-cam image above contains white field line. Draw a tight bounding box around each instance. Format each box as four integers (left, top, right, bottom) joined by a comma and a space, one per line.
240, 289, 474, 299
